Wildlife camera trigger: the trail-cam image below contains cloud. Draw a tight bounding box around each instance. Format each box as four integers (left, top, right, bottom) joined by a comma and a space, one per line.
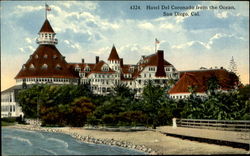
171, 33, 246, 52
172, 41, 209, 50
19, 45, 35, 53
12, 5, 43, 15
63, 39, 81, 50
216, 11, 229, 19
25, 37, 33, 44
138, 22, 154, 30
208, 33, 246, 50
159, 23, 174, 29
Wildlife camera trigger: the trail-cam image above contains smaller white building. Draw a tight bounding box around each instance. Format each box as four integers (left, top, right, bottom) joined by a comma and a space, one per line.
1, 85, 24, 118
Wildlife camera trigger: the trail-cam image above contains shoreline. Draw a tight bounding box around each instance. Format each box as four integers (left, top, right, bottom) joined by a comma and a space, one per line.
4, 124, 248, 155
4, 124, 156, 155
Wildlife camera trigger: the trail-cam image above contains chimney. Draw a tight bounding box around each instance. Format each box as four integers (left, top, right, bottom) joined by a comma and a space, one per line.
155, 50, 166, 77
82, 59, 84, 64
96, 56, 99, 64
120, 58, 123, 67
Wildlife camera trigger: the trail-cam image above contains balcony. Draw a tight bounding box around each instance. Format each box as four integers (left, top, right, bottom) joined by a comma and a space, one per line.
36, 38, 58, 45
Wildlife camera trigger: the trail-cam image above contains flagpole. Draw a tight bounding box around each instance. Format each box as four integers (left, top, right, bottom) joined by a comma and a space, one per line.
155, 41, 156, 52
45, 3, 47, 19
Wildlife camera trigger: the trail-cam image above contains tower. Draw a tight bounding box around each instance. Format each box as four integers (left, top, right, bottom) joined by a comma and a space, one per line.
107, 45, 121, 72
15, 5, 78, 85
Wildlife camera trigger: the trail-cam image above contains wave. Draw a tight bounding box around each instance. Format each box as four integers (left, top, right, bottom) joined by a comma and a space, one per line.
4, 135, 33, 146
21, 129, 45, 139
38, 147, 57, 155
6, 128, 45, 139
47, 137, 69, 148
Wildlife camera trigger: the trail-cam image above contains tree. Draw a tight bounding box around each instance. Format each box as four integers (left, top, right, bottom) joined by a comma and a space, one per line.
111, 83, 135, 99
17, 85, 45, 118
228, 56, 238, 75
68, 97, 96, 127
206, 76, 219, 95
142, 80, 166, 128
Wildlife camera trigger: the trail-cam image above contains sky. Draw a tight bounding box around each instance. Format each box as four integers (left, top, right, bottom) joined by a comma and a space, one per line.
1, 1, 249, 91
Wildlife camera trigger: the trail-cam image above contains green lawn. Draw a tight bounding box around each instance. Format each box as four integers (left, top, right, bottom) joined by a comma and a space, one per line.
1, 121, 16, 126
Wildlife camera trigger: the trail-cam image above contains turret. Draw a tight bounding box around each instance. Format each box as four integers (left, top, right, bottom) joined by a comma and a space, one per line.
36, 19, 58, 45
107, 45, 120, 72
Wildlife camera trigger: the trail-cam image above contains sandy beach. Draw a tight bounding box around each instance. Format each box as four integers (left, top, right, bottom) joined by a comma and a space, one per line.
5, 124, 249, 155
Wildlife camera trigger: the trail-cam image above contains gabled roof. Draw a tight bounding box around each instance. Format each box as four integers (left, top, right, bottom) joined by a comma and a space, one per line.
39, 19, 55, 33
108, 45, 120, 61
139, 53, 172, 67
15, 45, 78, 79
169, 73, 204, 94
90, 60, 115, 74
169, 69, 239, 94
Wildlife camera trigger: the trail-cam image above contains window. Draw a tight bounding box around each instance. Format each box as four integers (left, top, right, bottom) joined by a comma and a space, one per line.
30, 64, 35, 69
85, 66, 90, 72
22, 65, 26, 70
35, 55, 38, 59
53, 55, 58, 59
102, 65, 109, 72
44, 54, 48, 59
42, 64, 48, 69
56, 64, 62, 70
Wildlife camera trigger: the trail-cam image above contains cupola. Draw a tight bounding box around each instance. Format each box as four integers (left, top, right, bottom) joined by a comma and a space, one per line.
36, 19, 58, 45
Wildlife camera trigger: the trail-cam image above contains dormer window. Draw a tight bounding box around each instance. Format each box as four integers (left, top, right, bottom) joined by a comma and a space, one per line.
55, 64, 62, 70
44, 54, 48, 59
29, 64, 35, 69
85, 66, 90, 72
102, 65, 109, 72
41, 64, 48, 69
22, 65, 26, 70
53, 55, 58, 59
75, 65, 81, 72
129, 67, 134, 72
35, 55, 38, 59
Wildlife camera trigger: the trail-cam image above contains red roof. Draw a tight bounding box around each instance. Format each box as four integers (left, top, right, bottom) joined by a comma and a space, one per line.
139, 53, 172, 67
108, 45, 120, 61
91, 60, 115, 73
15, 45, 78, 79
39, 19, 55, 33
169, 69, 239, 94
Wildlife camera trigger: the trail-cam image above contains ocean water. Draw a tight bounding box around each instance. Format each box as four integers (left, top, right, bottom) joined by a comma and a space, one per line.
2, 128, 146, 155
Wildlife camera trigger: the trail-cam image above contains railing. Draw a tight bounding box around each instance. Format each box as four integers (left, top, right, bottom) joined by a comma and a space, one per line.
177, 119, 250, 132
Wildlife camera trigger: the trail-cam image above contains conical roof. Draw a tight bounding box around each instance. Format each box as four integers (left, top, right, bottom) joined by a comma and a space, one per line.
39, 19, 55, 33
108, 45, 120, 61
15, 45, 78, 79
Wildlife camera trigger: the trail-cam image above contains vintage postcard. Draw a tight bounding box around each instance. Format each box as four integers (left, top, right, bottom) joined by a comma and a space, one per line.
1, 1, 249, 155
